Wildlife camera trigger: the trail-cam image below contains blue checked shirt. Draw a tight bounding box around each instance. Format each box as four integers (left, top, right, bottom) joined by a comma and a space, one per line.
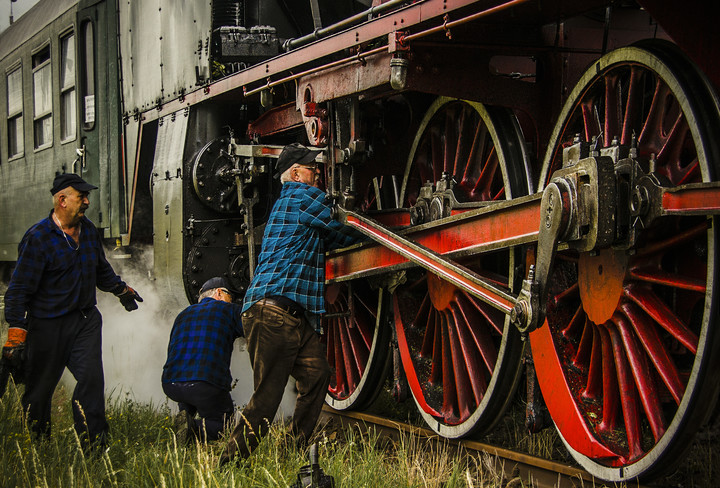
242, 182, 361, 325
4, 212, 125, 329
162, 297, 244, 390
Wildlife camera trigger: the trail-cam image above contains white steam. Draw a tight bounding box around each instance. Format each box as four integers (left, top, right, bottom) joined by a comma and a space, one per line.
62, 245, 297, 421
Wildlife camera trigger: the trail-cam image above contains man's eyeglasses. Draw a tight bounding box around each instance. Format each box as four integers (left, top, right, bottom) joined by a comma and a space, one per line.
297, 163, 319, 172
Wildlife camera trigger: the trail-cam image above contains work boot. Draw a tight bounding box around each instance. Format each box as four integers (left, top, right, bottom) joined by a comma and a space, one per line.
173, 410, 196, 445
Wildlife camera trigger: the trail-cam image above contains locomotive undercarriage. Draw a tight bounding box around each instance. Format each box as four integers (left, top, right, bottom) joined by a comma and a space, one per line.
171, 2, 720, 483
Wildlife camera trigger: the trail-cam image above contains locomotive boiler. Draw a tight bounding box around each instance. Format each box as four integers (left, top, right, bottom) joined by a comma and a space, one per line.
1, 0, 719, 482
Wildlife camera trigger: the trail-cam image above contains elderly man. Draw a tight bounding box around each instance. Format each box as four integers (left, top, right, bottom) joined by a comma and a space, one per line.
162, 277, 244, 443
2, 173, 142, 448
220, 143, 362, 463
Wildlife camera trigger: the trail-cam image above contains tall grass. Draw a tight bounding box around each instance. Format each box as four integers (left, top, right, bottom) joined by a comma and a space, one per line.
0, 382, 514, 487
1, 378, 715, 487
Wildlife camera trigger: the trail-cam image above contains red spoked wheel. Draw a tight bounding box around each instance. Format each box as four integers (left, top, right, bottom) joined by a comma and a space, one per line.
322, 277, 391, 411
534, 40, 720, 481
394, 97, 531, 438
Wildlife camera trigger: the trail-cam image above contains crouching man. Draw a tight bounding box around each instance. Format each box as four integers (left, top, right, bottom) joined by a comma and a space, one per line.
162, 277, 244, 442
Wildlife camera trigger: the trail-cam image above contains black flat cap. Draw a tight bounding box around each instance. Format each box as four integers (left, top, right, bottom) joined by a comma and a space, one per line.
199, 277, 230, 296
50, 173, 98, 195
275, 142, 322, 178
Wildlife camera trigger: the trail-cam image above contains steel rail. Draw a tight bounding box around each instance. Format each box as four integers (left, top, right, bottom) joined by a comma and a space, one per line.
319, 406, 629, 488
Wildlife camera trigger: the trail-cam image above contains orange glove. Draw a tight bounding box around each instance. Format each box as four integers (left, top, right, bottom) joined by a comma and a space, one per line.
3, 327, 27, 366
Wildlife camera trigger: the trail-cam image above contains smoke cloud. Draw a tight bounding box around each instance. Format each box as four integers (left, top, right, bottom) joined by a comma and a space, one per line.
64, 245, 298, 420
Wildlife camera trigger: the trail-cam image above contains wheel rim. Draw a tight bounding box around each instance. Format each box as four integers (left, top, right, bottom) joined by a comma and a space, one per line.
323, 277, 391, 411
395, 97, 530, 438
534, 41, 720, 481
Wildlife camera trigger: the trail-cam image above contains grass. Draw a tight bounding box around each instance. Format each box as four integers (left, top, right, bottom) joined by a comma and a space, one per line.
0, 381, 521, 488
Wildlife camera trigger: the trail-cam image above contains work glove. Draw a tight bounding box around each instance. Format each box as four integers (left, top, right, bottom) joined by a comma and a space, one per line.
114, 286, 143, 311
2, 327, 27, 369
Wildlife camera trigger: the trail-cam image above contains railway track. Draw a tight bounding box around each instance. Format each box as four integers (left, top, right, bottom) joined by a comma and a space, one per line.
320, 406, 649, 488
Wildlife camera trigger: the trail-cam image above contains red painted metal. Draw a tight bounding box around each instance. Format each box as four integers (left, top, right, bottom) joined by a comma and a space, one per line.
607, 323, 644, 461
143, 0, 535, 122
246, 103, 304, 139
597, 325, 620, 435
619, 301, 684, 405
529, 323, 618, 460
662, 185, 720, 214
342, 212, 516, 313
326, 195, 541, 282
394, 295, 443, 417
623, 285, 698, 355
612, 312, 666, 442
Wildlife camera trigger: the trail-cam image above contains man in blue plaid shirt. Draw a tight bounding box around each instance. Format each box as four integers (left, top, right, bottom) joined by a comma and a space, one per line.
220, 143, 362, 463
162, 277, 244, 443
3, 173, 143, 448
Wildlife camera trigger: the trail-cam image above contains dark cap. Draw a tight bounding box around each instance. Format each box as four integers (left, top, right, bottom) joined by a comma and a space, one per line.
50, 173, 98, 195
199, 277, 230, 296
275, 142, 322, 178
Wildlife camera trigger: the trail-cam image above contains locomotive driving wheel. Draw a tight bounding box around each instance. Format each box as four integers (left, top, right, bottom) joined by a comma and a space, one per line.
534, 40, 720, 481
394, 97, 531, 437
323, 280, 391, 411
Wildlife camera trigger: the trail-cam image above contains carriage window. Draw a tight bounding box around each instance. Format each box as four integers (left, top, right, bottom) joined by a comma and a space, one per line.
60, 32, 76, 141
80, 20, 95, 129
32, 44, 52, 149
6, 66, 24, 159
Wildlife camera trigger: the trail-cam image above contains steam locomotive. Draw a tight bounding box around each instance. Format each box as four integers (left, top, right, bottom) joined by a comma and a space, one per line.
1, 0, 718, 482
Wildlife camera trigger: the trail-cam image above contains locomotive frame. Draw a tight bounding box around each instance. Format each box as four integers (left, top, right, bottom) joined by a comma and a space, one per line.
2, 0, 719, 482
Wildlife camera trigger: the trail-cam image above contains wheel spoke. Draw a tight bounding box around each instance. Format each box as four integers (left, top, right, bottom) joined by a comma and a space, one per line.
605, 323, 644, 461
535, 42, 720, 480
613, 312, 667, 441
395, 98, 527, 436
629, 267, 705, 293
636, 221, 708, 258
604, 73, 622, 142
619, 301, 685, 404
597, 325, 621, 434
624, 284, 698, 354
621, 66, 646, 145
447, 309, 474, 419
454, 294, 497, 374
324, 282, 390, 409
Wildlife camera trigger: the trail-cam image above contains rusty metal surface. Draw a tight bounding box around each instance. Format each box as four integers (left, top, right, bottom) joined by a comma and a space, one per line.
138, 0, 619, 122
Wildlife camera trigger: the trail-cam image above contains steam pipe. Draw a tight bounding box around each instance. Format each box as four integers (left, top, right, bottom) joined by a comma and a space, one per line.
246, 0, 529, 98
282, 0, 410, 52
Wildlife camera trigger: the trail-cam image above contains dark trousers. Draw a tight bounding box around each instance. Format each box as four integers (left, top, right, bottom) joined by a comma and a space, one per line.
23, 308, 109, 444
162, 381, 234, 441
224, 301, 330, 459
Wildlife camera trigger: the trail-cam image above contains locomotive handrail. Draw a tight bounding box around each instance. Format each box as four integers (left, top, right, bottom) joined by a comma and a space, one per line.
281, 0, 409, 52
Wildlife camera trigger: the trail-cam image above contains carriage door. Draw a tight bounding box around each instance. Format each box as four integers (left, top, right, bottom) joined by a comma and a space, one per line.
77, 0, 125, 239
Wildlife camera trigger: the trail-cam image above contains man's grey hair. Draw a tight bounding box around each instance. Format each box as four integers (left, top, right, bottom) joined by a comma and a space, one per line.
198, 289, 215, 302
280, 165, 296, 183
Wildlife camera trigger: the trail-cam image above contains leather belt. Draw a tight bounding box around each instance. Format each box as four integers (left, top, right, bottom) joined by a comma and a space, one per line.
257, 296, 304, 317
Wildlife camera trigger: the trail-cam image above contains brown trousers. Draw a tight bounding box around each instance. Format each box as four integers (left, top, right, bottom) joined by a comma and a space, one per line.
224, 300, 330, 459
